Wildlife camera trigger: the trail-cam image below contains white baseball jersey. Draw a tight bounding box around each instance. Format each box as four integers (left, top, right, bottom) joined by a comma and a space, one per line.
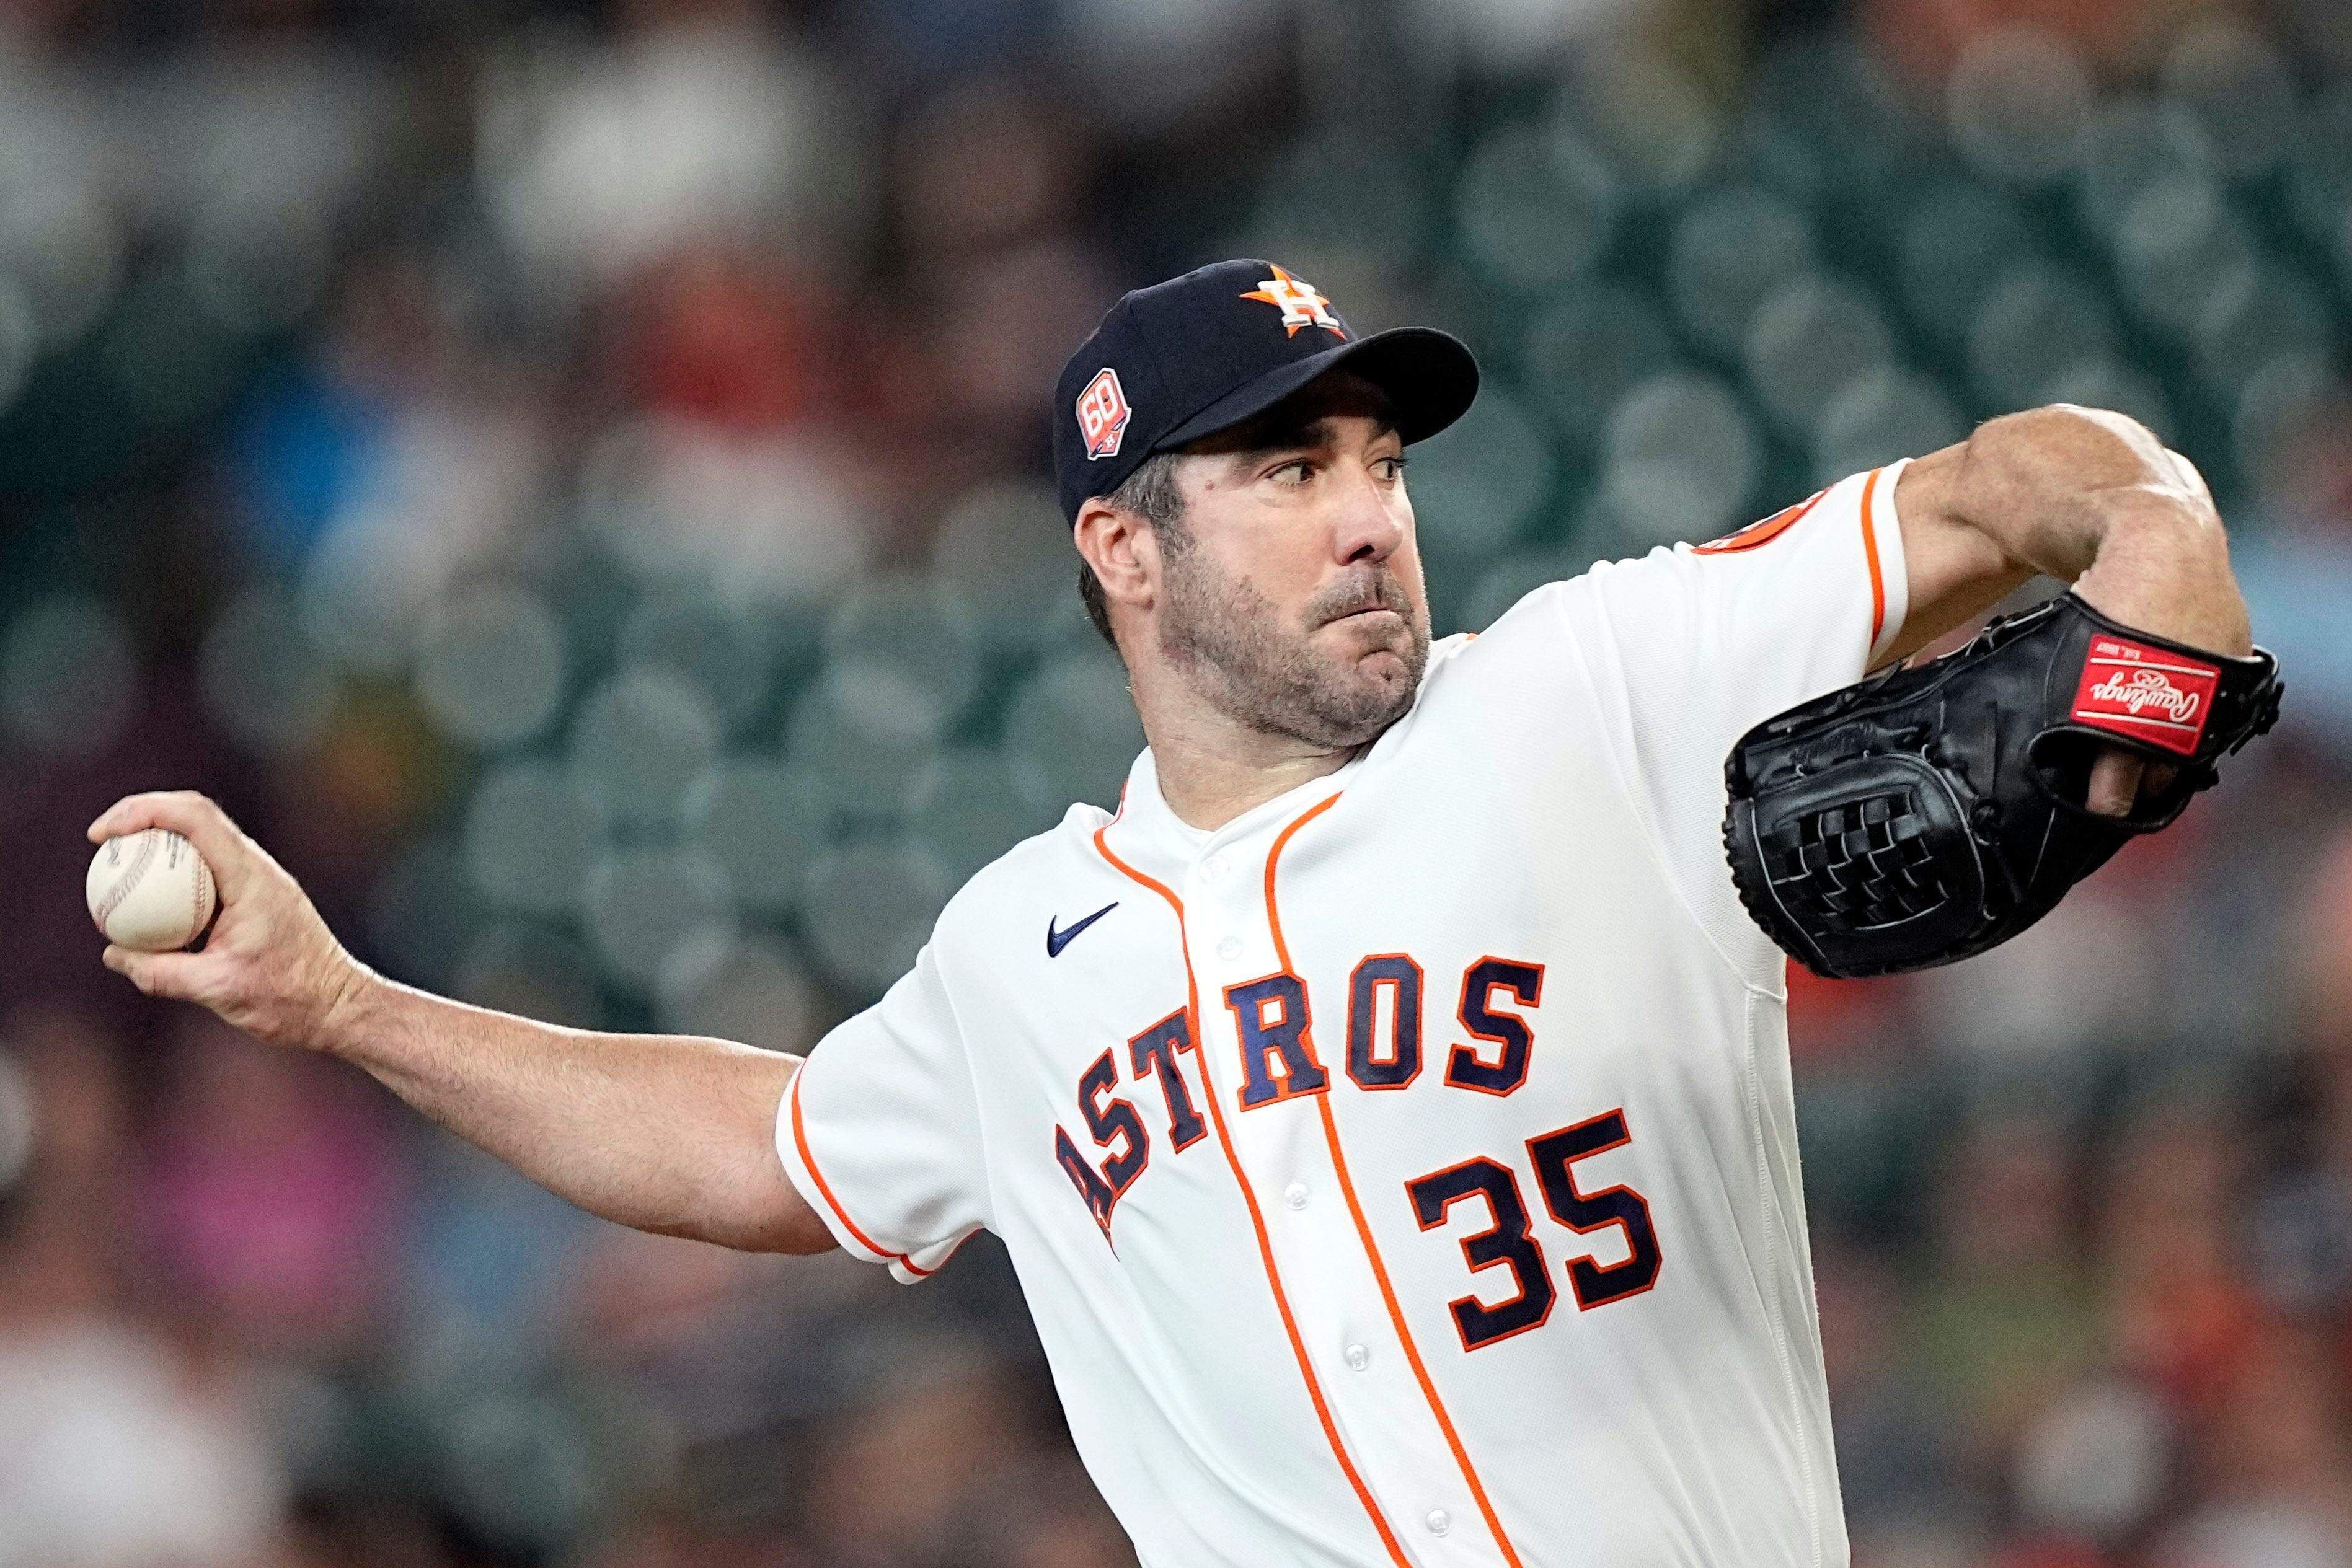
776, 463, 1911, 1568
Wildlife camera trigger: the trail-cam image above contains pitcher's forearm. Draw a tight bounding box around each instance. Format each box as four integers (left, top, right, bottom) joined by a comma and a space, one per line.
324, 971, 826, 1252
87, 790, 837, 1256
1891, 406, 2251, 666
1956, 408, 2245, 642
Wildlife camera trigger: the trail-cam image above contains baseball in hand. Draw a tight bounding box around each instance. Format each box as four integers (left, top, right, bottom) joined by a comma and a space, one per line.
87, 829, 218, 953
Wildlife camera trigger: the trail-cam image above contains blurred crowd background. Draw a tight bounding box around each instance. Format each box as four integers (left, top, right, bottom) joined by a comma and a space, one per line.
3, 0, 2352, 1564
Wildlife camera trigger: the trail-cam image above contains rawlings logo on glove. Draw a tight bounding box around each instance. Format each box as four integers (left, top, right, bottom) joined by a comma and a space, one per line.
2070, 638, 2219, 752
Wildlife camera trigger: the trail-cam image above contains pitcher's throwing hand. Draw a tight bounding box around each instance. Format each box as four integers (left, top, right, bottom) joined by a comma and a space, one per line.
87, 791, 369, 1050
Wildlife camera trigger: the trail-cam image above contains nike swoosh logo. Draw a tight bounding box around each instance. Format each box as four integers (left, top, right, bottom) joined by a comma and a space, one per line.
1047, 902, 1119, 958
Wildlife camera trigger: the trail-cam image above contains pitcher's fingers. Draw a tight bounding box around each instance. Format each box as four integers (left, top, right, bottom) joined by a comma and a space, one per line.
88, 790, 226, 843
100, 943, 210, 1000
88, 789, 222, 843
86, 791, 256, 898
2086, 750, 2144, 818
86, 793, 141, 841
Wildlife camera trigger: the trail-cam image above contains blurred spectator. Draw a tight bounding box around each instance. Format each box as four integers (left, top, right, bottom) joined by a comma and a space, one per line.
1911, 1112, 2102, 1479
479, 0, 857, 299
2102, 1090, 2263, 1417
0, 1006, 293, 1567
137, 1012, 410, 1356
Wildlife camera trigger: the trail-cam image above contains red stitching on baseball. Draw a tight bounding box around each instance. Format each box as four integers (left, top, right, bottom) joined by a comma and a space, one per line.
95, 831, 160, 930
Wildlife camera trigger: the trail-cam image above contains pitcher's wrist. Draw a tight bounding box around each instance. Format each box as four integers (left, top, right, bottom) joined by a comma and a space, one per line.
310, 954, 387, 1057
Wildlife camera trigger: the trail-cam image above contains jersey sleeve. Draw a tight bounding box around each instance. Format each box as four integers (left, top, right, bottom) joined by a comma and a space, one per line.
1557, 461, 1911, 988
774, 940, 989, 1283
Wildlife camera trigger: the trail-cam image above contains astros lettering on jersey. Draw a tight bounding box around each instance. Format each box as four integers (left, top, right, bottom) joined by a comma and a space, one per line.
776, 456, 1909, 1567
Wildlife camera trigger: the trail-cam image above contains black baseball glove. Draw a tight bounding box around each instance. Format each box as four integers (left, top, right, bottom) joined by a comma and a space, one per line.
1722, 592, 2283, 979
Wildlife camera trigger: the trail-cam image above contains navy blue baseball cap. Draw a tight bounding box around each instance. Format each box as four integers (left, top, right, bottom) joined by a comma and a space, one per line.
1052, 259, 1480, 523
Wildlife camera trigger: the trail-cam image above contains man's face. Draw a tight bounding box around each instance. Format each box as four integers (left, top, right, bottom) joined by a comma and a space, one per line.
1153, 374, 1431, 749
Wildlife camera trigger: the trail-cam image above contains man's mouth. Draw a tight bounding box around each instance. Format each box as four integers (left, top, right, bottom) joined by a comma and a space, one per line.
1315, 581, 1410, 630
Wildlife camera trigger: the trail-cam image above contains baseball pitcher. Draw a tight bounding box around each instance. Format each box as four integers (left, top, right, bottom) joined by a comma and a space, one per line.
92, 261, 2278, 1567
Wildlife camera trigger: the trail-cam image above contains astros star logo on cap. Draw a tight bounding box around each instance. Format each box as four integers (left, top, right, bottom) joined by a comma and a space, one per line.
1050, 258, 1477, 524
1240, 264, 1346, 339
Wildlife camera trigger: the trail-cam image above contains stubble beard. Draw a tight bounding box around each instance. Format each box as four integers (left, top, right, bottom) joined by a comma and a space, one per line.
1156, 531, 1431, 751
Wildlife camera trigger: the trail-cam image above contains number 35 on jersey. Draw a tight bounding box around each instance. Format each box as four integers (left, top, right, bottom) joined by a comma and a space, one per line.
1051, 948, 1665, 1353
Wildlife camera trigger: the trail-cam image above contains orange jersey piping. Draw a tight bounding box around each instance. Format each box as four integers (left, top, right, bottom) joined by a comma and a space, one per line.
1090, 819, 1415, 1568
1860, 466, 1888, 654
1264, 795, 1530, 1568
787, 1065, 939, 1277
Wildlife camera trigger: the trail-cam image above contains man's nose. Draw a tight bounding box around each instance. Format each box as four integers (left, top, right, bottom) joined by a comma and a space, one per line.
1332, 465, 1406, 565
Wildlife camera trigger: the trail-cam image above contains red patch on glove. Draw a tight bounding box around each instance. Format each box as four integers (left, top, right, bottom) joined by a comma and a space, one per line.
2069, 635, 2221, 755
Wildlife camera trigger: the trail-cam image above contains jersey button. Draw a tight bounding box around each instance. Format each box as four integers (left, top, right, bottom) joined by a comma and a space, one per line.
1345, 1343, 1369, 1371
1217, 936, 1242, 961
1426, 1510, 1450, 1536
1200, 855, 1229, 883
1283, 1182, 1309, 1210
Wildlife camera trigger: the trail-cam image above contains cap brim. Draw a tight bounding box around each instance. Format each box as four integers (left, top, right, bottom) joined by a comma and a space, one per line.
1153, 325, 1479, 454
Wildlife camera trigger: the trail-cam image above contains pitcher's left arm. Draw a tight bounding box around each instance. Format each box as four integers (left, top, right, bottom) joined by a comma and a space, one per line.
1885, 405, 2253, 813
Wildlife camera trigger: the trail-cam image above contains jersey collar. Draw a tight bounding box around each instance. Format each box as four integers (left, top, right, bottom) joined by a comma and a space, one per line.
1100, 741, 1364, 882
1095, 631, 1473, 879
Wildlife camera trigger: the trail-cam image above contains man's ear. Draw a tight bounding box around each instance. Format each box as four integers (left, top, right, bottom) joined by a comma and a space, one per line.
1074, 497, 1159, 620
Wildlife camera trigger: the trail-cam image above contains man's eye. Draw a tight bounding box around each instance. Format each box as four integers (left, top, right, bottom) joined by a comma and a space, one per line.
1377, 456, 1408, 480
1269, 460, 1314, 484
